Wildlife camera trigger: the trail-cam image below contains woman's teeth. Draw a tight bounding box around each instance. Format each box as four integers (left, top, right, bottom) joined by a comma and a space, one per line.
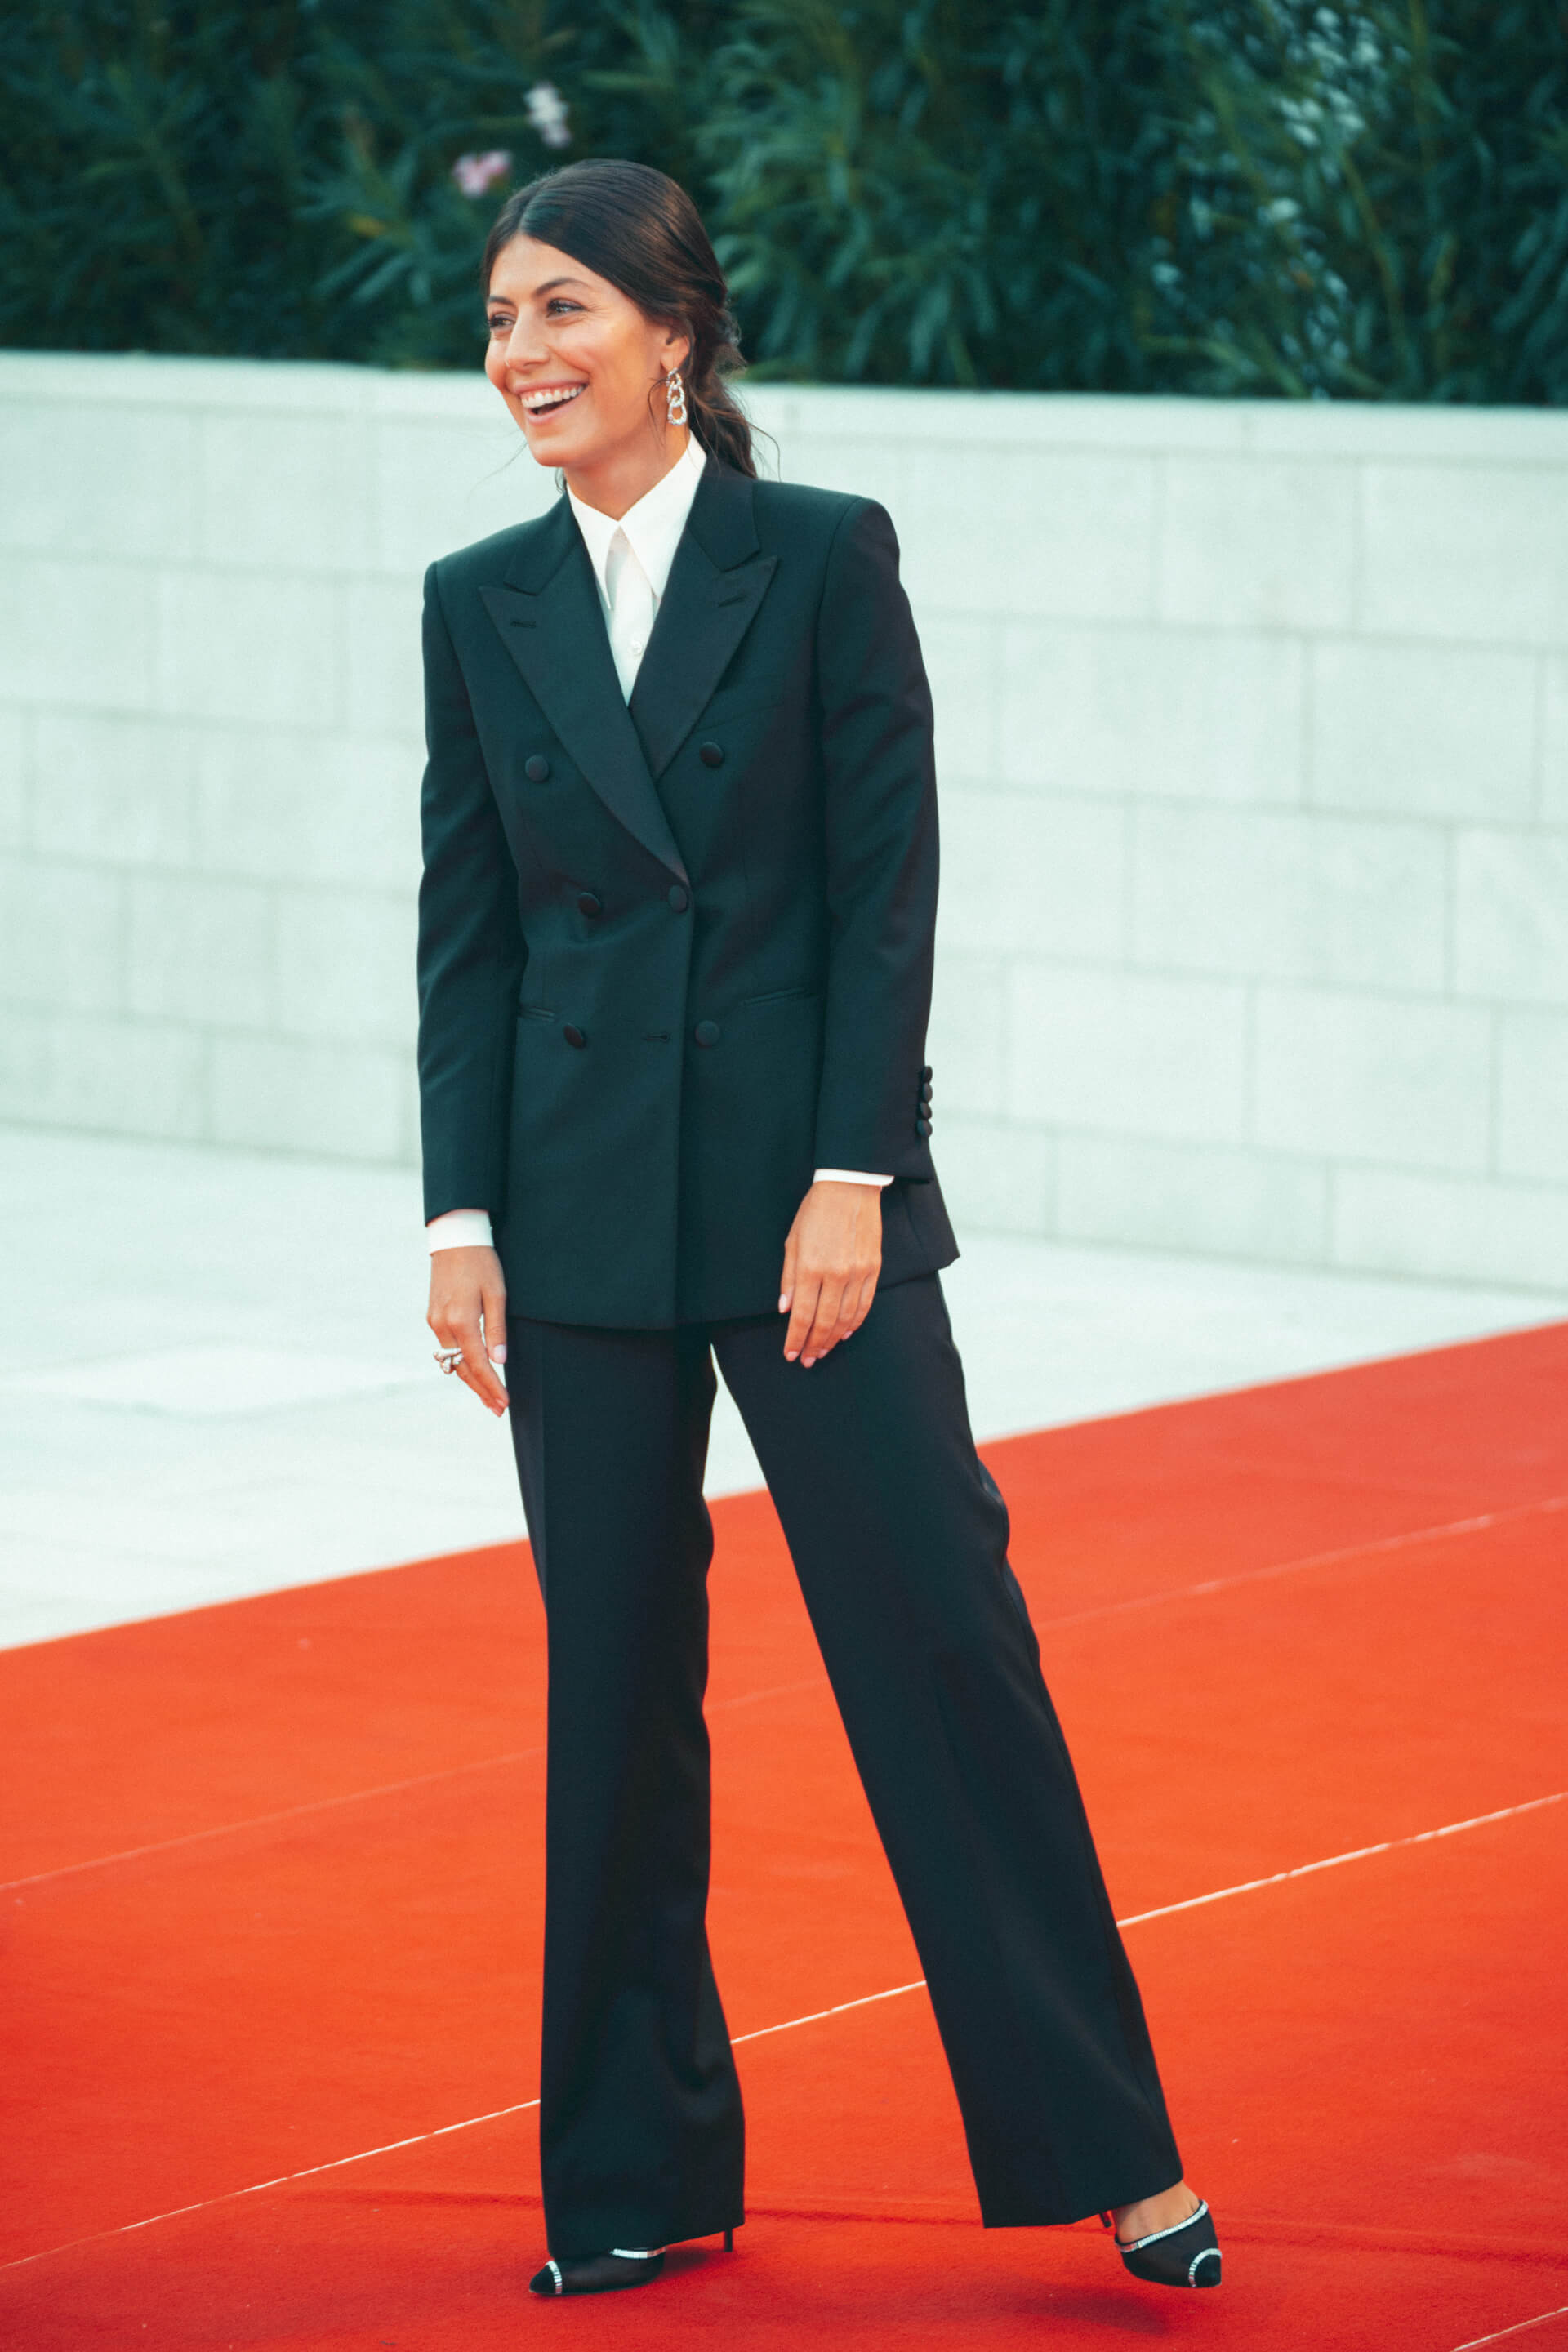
524, 385, 585, 413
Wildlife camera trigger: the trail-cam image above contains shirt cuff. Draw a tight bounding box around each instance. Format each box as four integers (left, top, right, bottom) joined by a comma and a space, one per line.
426, 1209, 495, 1253
812, 1169, 893, 1187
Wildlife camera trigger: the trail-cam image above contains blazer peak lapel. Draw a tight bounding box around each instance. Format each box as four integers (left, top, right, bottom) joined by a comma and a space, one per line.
630, 465, 778, 780
480, 510, 688, 885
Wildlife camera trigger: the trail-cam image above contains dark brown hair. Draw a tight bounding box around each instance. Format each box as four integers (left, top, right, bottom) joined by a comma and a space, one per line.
482, 159, 755, 479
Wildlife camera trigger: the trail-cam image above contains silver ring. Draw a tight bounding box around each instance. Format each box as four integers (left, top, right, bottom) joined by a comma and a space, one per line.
434, 1348, 463, 1374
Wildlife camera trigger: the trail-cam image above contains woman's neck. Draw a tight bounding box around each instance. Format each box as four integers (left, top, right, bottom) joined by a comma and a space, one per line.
565, 425, 690, 522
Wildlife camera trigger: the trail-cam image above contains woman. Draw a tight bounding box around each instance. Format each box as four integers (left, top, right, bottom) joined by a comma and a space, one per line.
418, 157, 1221, 2302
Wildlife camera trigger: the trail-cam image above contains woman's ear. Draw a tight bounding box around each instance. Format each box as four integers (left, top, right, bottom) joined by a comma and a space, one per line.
662, 322, 693, 377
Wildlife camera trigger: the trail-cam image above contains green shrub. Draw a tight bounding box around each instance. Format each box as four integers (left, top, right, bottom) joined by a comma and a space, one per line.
3, 0, 1566, 399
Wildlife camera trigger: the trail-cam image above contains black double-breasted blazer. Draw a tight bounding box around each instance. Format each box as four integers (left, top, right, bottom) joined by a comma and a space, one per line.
416, 452, 958, 1328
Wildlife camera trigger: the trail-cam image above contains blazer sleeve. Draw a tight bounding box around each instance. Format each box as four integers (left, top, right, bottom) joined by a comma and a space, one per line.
415, 561, 527, 1225
811, 497, 939, 1183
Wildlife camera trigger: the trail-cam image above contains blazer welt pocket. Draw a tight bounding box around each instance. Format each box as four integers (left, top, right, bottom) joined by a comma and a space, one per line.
741, 986, 820, 1009
517, 1003, 556, 1022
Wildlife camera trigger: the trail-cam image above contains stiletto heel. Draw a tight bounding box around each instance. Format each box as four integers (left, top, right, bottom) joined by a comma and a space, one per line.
724, 2227, 734, 2252
1115, 2198, 1222, 2287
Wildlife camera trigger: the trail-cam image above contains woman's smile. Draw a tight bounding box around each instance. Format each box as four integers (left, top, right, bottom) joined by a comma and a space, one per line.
521, 381, 587, 416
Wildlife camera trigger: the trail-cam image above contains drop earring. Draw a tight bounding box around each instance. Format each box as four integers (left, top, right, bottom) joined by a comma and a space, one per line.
666, 368, 688, 428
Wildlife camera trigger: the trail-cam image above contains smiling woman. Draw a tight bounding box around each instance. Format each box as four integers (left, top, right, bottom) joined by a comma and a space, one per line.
480, 238, 688, 518
413, 155, 1219, 2308
478, 159, 755, 515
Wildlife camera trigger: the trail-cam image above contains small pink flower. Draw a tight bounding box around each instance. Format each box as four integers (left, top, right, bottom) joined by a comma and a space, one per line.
525, 82, 572, 149
452, 149, 513, 199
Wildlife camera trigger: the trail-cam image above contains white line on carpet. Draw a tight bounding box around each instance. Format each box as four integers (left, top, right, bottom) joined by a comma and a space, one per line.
0, 1748, 546, 1894
0, 2099, 543, 2274
0, 1681, 826, 1896
1454, 2305, 1568, 2350
732, 1980, 929, 2046
1040, 1492, 1568, 1636
1116, 1788, 1568, 1927
4, 1784, 1560, 2278
7, 1497, 1561, 1900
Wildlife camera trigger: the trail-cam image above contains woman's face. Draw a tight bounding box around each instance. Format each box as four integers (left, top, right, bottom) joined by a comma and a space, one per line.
483, 234, 689, 476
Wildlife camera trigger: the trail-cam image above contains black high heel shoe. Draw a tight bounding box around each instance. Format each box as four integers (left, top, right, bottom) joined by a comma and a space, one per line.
1104, 2199, 1222, 2287
528, 2228, 735, 2296
529, 2248, 666, 2296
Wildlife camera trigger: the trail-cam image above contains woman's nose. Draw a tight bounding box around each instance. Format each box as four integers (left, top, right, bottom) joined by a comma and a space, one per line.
503, 323, 548, 386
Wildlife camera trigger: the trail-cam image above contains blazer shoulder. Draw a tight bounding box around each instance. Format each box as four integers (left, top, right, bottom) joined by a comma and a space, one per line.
752, 477, 880, 545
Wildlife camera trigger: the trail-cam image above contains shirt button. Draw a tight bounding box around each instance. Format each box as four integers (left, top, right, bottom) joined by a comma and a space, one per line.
667, 884, 689, 913
630, 639, 645, 656
693, 1019, 720, 1048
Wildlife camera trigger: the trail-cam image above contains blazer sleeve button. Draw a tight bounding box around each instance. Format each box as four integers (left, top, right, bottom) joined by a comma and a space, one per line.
576, 891, 603, 919
693, 1019, 720, 1047
667, 884, 689, 912
698, 741, 724, 768
563, 1023, 587, 1049
524, 754, 550, 782
915, 1116, 933, 1138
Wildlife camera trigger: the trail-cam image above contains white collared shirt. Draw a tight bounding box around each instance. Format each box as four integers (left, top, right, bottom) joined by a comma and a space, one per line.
427, 435, 888, 1254
568, 430, 706, 699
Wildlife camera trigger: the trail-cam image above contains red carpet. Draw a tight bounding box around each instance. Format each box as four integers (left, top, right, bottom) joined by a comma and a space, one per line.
2, 1321, 1566, 2350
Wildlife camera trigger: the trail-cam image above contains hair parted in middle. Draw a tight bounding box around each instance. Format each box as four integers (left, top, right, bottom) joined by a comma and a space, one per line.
482, 158, 755, 479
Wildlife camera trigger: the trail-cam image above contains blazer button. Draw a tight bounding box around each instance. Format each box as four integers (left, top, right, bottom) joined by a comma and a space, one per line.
577, 891, 603, 919
563, 1023, 586, 1049
667, 884, 689, 913
698, 741, 724, 768
524, 754, 550, 783
693, 1019, 720, 1048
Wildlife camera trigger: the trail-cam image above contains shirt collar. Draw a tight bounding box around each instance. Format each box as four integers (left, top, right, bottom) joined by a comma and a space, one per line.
568, 434, 707, 608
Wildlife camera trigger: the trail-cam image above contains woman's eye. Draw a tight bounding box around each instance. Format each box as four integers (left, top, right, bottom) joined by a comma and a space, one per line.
487, 316, 512, 336
546, 298, 582, 316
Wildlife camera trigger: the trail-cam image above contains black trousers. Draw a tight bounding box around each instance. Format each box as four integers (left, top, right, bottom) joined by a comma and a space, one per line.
506, 1273, 1182, 2258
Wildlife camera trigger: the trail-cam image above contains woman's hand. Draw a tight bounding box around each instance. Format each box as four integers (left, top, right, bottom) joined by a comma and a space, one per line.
428, 1245, 510, 1415
779, 1181, 883, 1365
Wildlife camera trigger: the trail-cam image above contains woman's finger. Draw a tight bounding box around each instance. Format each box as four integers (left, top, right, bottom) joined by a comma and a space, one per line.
849, 1267, 880, 1332
824, 1266, 878, 1356
784, 1275, 821, 1361
778, 1226, 798, 1317
438, 1303, 506, 1414
465, 1325, 509, 1413
481, 1266, 509, 1370
800, 1276, 847, 1366
428, 1246, 509, 1414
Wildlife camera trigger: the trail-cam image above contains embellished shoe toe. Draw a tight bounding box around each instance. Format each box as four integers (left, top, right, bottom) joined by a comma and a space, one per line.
1115, 2198, 1222, 2287
528, 2248, 666, 2296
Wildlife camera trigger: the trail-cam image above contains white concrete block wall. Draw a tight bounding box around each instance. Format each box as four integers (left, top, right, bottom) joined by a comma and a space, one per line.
3, 353, 1567, 1290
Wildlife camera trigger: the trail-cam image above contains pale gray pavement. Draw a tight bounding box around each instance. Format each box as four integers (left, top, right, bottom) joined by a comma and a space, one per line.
2, 1125, 1563, 1652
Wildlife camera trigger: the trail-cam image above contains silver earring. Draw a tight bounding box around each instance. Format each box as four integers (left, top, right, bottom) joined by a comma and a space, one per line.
666, 368, 688, 427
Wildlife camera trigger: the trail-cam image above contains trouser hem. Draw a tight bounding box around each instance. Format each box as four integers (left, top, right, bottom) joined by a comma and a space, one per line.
550, 2207, 746, 2262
